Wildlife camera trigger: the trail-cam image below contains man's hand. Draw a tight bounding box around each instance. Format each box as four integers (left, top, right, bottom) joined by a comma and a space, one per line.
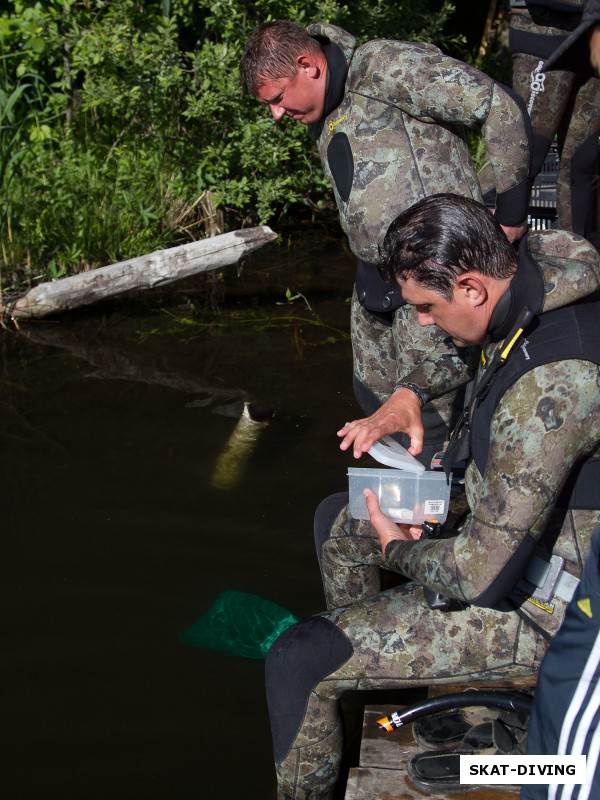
337, 388, 424, 458
590, 24, 600, 74
499, 221, 528, 244
364, 488, 422, 552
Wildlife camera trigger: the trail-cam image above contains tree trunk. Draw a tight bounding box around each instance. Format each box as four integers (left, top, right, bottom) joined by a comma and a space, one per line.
478, 0, 507, 61
4, 225, 277, 321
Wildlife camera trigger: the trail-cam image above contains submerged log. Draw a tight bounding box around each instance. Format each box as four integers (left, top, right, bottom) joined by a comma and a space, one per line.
4, 225, 277, 321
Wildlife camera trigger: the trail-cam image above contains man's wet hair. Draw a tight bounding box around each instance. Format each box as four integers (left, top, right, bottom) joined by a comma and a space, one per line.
240, 21, 324, 95
381, 194, 518, 300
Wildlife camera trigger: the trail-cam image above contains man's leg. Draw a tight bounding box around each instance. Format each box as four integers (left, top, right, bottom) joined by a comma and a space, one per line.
266, 582, 547, 800
511, 49, 600, 239
511, 52, 572, 177
555, 75, 600, 238
316, 499, 386, 610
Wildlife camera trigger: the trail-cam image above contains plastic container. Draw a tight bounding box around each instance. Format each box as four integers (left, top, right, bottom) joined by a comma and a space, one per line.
367, 436, 425, 472
347, 436, 451, 524
348, 467, 451, 523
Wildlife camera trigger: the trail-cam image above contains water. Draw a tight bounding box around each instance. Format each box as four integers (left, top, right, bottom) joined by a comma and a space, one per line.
2, 227, 368, 800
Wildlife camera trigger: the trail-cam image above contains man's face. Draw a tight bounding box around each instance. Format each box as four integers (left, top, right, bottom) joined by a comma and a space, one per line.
399, 276, 485, 347
256, 69, 325, 125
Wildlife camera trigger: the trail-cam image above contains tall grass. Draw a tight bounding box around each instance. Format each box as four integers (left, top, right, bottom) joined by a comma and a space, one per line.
6, 140, 198, 281
0, 68, 49, 291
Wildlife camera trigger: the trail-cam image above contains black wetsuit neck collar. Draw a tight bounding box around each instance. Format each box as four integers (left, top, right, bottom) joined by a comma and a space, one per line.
322, 40, 348, 116
487, 236, 545, 342
308, 39, 348, 140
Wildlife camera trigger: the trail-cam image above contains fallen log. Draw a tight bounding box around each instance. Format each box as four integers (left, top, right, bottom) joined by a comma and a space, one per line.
3, 225, 277, 321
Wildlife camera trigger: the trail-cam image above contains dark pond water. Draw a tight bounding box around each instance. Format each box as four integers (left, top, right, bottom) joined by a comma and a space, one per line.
2, 225, 383, 800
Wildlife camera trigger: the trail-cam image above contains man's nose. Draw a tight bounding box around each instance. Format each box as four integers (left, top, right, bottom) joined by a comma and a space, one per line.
417, 311, 434, 326
270, 104, 285, 121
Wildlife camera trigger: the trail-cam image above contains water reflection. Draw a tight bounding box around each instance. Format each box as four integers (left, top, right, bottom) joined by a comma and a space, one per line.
19, 321, 252, 418
2, 228, 363, 800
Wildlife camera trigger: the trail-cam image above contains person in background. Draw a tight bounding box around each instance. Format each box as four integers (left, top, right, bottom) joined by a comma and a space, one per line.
266, 194, 600, 800
516, 7, 600, 752
521, 524, 600, 800
240, 20, 532, 468
509, 1, 600, 243
544, 0, 600, 73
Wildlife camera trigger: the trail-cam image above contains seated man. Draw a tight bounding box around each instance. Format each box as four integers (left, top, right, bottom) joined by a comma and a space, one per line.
265, 195, 600, 800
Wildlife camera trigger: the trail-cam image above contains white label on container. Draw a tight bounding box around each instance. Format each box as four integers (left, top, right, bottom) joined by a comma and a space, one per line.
424, 500, 445, 515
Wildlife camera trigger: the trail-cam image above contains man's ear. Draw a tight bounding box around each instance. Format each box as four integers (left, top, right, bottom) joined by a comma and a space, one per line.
456, 273, 488, 307
296, 54, 321, 78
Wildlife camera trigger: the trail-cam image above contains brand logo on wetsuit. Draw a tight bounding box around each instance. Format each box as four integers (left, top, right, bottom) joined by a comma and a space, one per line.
528, 61, 545, 114
328, 113, 349, 136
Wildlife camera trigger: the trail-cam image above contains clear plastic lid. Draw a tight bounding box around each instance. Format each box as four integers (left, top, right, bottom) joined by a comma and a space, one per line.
367, 435, 425, 473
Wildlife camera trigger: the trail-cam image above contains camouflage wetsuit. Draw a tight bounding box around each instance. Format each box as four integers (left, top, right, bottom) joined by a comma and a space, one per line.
265, 229, 600, 800
306, 23, 532, 466
509, 1, 600, 239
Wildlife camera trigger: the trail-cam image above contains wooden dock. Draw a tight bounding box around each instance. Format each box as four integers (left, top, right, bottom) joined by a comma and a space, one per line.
345, 680, 536, 800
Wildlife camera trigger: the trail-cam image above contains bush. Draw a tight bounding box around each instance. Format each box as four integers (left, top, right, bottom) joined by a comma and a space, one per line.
0, 0, 462, 285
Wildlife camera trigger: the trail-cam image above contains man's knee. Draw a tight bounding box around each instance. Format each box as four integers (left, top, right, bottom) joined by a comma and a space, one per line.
266, 616, 353, 763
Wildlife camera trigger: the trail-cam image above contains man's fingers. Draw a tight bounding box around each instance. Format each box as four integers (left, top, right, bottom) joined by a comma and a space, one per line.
407, 431, 424, 457
364, 487, 384, 520
338, 418, 383, 456
353, 429, 379, 458
337, 421, 357, 450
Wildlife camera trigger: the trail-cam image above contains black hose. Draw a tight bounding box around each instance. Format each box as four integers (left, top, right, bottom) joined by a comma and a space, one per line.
377, 689, 533, 731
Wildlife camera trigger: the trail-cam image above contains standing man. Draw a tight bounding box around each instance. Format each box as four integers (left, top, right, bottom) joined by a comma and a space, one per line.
509, 1, 600, 242
267, 195, 600, 800
240, 21, 532, 467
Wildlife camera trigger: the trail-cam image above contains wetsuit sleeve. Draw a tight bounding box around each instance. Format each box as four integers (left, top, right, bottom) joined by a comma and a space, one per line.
357, 42, 532, 226
394, 340, 478, 403
384, 361, 600, 605
481, 81, 532, 226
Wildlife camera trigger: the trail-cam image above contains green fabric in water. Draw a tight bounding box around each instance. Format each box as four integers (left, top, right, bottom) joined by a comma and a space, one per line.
181, 589, 299, 659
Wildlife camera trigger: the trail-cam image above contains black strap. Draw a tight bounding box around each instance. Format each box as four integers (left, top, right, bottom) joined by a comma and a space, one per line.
441, 307, 534, 479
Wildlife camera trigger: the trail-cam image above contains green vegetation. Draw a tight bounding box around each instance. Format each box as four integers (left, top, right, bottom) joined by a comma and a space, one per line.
1, 1, 480, 287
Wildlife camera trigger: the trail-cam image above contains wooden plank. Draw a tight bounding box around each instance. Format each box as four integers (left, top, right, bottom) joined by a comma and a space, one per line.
345, 766, 518, 800
5, 225, 277, 320
428, 677, 537, 696
360, 706, 417, 770
345, 681, 536, 800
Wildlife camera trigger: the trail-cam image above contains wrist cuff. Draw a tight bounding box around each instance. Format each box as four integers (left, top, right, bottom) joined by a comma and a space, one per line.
393, 382, 427, 407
